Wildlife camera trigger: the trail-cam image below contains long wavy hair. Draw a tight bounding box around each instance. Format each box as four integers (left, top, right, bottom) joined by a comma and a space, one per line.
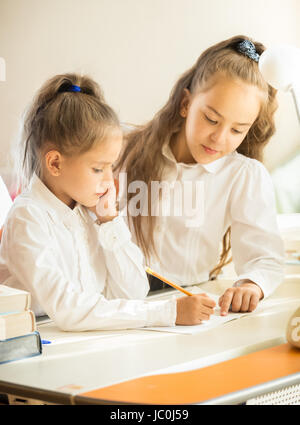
116, 35, 278, 278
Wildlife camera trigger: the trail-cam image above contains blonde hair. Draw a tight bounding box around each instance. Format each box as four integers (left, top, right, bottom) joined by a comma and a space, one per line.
20, 73, 119, 188
117, 35, 278, 278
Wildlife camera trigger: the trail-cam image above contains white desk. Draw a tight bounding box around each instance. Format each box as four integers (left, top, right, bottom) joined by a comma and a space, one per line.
0, 276, 299, 405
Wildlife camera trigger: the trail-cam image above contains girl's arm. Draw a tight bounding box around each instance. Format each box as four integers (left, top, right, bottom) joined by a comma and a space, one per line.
86, 182, 149, 300
219, 160, 285, 315
0, 203, 176, 331
93, 214, 150, 300
229, 160, 285, 298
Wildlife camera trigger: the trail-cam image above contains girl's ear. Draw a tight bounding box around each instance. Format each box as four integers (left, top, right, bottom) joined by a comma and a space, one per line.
180, 88, 191, 118
45, 150, 63, 176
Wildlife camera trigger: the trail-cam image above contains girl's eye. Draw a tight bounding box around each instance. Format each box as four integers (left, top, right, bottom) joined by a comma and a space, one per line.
93, 168, 103, 173
205, 114, 217, 125
232, 128, 243, 135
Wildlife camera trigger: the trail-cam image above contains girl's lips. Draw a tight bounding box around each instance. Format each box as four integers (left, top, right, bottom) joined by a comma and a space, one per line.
96, 189, 108, 198
202, 145, 218, 154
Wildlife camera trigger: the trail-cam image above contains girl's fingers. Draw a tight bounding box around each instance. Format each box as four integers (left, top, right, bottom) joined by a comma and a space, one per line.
231, 290, 243, 312
199, 295, 216, 308
200, 304, 215, 316
219, 287, 262, 316
240, 292, 251, 312
220, 289, 234, 315
249, 293, 260, 312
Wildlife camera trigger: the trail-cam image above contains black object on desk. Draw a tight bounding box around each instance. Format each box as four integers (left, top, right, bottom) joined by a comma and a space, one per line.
147, 273, 173, 293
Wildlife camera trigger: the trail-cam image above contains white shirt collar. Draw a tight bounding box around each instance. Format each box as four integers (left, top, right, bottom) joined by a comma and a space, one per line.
29, 174, 86, 224
161, 141, 232, 174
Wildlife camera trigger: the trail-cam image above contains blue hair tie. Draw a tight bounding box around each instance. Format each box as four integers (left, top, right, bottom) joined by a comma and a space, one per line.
68, 84, 81, 92
236, 40, 260, 63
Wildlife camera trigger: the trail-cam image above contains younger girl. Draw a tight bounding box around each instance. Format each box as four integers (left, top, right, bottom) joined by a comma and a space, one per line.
117, 36, 285, 316
0, 74, 215, 330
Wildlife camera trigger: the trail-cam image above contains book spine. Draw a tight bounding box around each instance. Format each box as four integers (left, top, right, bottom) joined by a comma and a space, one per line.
0, 331, 42, 364
0, 310, 37, 340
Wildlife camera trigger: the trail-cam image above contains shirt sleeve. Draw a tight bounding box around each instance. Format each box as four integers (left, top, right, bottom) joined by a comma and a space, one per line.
229, 160, 285, 298
0, 176, 12, 228
0, 204, 177, 331
94, 215, 148, 300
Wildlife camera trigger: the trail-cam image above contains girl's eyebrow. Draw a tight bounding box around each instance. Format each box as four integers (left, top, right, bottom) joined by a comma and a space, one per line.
206, 105, 251, 126
93, 160, 111, 165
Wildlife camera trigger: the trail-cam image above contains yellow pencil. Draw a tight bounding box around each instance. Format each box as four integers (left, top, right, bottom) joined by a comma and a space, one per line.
146, 267, 193, 297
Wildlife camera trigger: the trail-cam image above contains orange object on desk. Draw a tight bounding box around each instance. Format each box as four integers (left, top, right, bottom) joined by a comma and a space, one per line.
79, 344, 300, 404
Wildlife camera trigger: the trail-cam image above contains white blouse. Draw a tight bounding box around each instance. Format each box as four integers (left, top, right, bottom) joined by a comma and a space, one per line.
122, 145, 285, 298
0, 175, 176, 331
0, 176, 12, 228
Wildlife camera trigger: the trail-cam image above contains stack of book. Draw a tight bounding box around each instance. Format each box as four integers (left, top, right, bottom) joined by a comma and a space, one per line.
0, 285, 42, 364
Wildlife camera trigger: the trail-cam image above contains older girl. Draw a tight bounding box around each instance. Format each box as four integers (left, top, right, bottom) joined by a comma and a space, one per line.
117, 36, 285, 316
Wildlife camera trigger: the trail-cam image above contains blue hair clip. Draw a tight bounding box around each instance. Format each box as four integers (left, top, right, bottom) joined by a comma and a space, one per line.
68, 84, 81, 92
236, 40, 260, 63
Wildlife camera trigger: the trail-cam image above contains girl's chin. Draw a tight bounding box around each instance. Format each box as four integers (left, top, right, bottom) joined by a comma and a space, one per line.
80, 199, 98, 208
193, 150, 223, 164
193, 155, 218, 164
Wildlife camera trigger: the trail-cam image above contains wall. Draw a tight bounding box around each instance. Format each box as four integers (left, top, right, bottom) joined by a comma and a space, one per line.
0, 0, 300, 188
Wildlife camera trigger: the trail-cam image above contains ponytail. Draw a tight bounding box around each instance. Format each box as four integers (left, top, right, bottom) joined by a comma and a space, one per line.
20, 73, 119, 188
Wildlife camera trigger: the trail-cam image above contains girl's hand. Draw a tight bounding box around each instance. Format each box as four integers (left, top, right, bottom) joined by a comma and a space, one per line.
89, 183, 118, 224
176, 293, 216, 325
218, 281, 263, 316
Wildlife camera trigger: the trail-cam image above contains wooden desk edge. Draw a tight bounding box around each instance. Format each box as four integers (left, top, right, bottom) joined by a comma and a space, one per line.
0, 380, 73, 405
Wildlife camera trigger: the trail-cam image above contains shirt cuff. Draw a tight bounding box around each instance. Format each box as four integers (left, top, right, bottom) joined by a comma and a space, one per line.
95, 215, 132, 251
146, 297, 177, 327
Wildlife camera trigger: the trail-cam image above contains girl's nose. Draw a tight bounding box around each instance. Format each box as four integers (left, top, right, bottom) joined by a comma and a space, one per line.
210, 126, 227, 145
